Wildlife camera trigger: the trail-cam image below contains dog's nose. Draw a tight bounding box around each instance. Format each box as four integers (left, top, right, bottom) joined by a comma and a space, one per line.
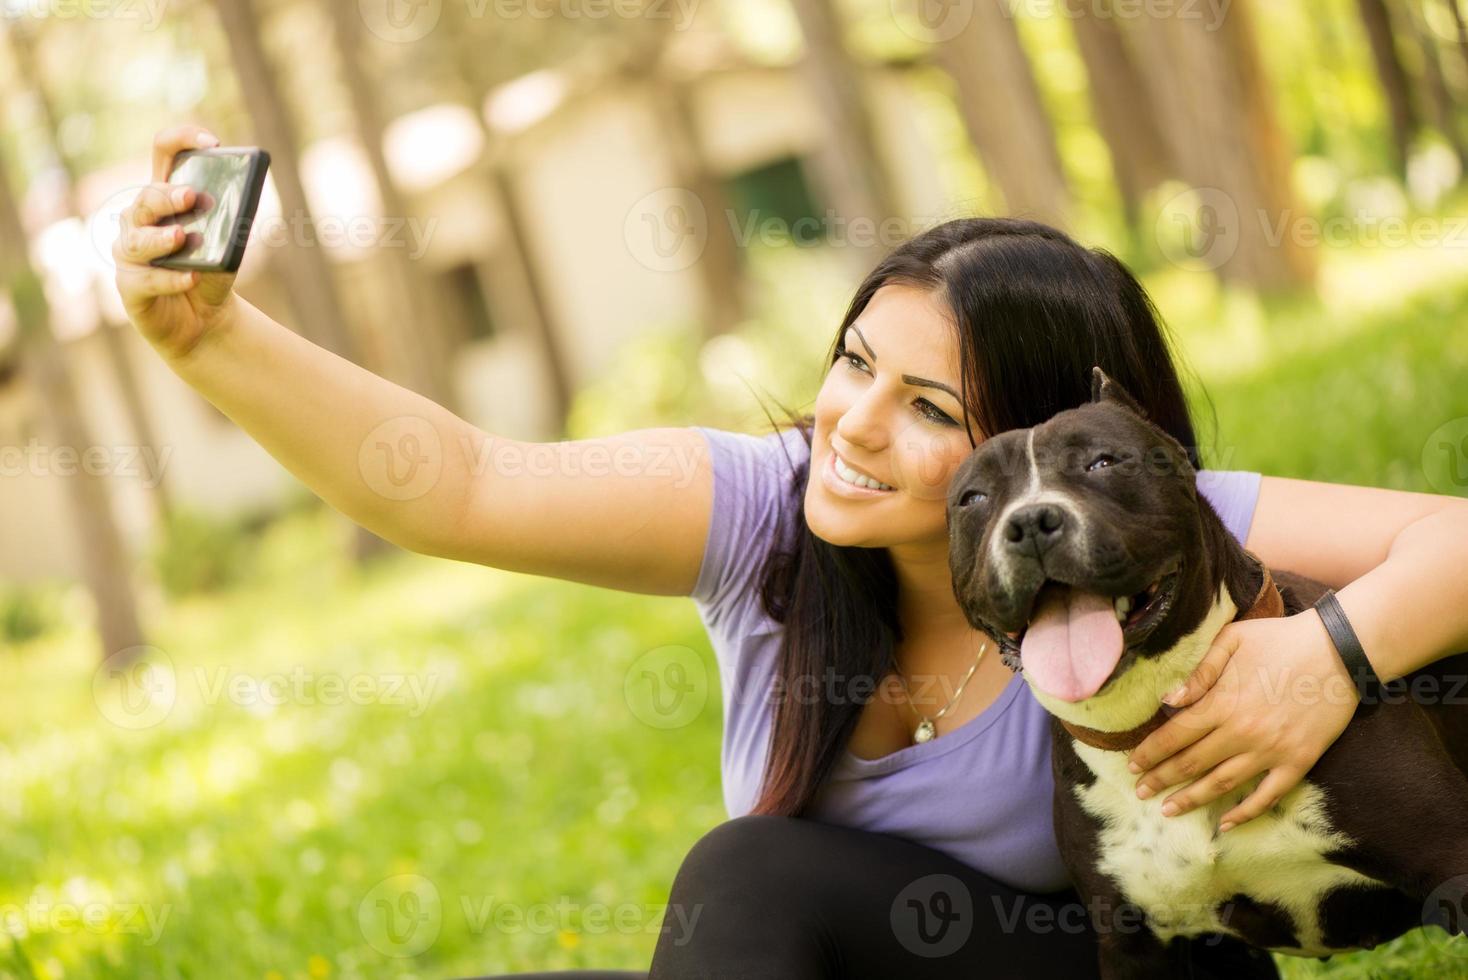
1003, 503, 1067, 555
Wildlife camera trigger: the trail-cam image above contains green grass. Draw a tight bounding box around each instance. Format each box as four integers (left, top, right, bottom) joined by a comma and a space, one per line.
2, 266, 1467, 978
0, 514, 726, 977
1189, 279, 1468, 494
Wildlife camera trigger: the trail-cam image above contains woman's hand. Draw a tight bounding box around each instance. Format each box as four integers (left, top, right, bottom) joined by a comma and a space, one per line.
113, 124, 240, 361
1124, 611, 1358, 832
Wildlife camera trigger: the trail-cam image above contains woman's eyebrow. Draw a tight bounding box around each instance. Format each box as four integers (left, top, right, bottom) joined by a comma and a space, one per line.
847, 324, 962, 402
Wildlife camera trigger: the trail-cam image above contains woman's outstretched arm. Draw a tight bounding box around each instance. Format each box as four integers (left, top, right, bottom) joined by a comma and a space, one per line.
116, 124, 715, 597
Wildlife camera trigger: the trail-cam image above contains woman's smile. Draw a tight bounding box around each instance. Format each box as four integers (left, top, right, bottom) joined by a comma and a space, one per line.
822, 445, 897, 497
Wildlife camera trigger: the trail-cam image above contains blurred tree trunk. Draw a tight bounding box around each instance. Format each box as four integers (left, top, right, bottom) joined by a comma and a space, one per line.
1452, 0, 1468, 140
1358, 0, 1421, 175
210, 0, 394, 560
938, 0, 1072, 229
1128, 1, 1317, 292
1069, 0, 1175, 226
443, 13, 574, 436
0, 145, 145, 665
788, 0, 902, 265
5, 22, 174, 517
1451, 0, 1468, 64
481, 152, 573, 436
324, 0, 461, 412
636, 34, 747, 339
1404, 1, 1468, 170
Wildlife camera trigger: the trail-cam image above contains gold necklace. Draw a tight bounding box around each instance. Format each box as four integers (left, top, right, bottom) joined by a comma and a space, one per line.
893, 636, 989, 744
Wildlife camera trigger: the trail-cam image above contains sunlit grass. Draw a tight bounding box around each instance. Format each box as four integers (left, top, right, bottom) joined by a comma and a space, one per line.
1, 506, 725, 977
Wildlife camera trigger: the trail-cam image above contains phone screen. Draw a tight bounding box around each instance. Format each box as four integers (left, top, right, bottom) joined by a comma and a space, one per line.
159, 152, 253, 266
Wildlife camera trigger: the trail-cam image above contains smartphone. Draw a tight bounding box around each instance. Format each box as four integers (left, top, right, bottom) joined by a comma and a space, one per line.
149, 147, 271, 274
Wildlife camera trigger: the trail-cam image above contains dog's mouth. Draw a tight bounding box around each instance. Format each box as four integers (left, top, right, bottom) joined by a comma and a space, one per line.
996, 560, 1182, 703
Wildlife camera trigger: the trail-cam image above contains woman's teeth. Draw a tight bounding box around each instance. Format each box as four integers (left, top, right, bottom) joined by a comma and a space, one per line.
834, 452, 893, 491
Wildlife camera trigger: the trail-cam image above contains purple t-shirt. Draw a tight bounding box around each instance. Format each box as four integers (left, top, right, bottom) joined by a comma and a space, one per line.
688, 425, 1263, 894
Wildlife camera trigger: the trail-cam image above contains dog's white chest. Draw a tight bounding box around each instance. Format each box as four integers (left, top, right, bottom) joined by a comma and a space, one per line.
1073, 744, 1381, 956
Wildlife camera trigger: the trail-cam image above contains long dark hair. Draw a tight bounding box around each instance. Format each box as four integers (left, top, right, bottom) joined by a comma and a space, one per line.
746, 216, 1215, 817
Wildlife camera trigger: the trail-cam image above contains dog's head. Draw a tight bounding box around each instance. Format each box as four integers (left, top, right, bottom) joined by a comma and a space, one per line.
946, 367, 1225, 704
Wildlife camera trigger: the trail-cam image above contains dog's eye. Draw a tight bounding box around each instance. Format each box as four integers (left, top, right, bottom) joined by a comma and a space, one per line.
1086, 454, 1118, 472
957, 489, 987, 507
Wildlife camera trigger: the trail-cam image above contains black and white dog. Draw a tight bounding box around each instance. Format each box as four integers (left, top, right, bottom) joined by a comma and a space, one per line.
945, 367, 1468, 976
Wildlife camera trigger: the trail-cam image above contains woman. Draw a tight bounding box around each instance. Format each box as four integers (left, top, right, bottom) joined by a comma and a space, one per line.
115, 126, 1468, 977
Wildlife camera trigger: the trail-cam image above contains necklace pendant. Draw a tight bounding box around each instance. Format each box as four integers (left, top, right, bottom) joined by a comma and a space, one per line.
913, 719, 936, 743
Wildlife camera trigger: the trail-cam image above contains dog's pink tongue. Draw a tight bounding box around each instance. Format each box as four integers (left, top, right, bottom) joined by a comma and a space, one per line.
1020, 584, 1125, 702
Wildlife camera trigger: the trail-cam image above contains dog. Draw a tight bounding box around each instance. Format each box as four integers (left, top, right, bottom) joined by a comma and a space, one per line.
944, 366, 1468, 976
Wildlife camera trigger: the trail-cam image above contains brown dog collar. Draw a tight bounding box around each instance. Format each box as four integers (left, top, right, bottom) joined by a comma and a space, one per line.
1058, 554, 1283, 752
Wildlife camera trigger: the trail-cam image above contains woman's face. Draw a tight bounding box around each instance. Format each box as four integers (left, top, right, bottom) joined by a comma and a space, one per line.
804, 282, 980, 549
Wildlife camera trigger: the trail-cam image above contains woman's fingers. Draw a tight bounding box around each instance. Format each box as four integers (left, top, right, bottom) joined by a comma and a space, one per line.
113, 222, 185, 265
122, 182, 194, 230
116, 262, 197, 304
115, 183, 196, 264
151, 124, 219, 182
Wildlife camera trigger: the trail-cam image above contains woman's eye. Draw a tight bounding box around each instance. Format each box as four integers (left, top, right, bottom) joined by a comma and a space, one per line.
916, 399, 957, 426
831, 347, 958, 426
834, 348, 868, 374
1086, 454, 1118, 472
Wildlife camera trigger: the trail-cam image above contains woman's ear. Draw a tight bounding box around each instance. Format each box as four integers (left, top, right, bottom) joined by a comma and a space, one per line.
1089, 366, 1148, 420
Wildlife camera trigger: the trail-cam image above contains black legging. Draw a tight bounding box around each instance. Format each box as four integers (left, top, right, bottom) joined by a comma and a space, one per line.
463, 814, 1281, 979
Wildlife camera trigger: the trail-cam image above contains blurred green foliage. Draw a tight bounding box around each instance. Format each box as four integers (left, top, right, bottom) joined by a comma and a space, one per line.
147, 506, 262, 599
0, 582, 67, 647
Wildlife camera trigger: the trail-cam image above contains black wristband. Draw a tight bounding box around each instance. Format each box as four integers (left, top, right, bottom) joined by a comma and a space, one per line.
1312, 589, 1381, 703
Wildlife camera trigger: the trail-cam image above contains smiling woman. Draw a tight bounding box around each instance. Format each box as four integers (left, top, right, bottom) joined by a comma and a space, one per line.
115, 129, 1273, 975
635, 218, 1275, 979
749, 217, 1219, 821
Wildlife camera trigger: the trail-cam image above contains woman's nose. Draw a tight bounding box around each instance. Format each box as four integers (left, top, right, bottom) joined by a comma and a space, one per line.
835, 390, 889, 454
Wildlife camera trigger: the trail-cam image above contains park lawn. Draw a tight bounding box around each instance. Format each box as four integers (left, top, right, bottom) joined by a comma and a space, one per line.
2, 274, 1467, 979
1185, 273, 1468, 495
1, 517, 728, 978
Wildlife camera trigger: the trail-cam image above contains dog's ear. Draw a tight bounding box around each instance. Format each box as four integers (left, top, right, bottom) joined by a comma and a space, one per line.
1090, 366, 1148, 420
1090, 366, 1197, 477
